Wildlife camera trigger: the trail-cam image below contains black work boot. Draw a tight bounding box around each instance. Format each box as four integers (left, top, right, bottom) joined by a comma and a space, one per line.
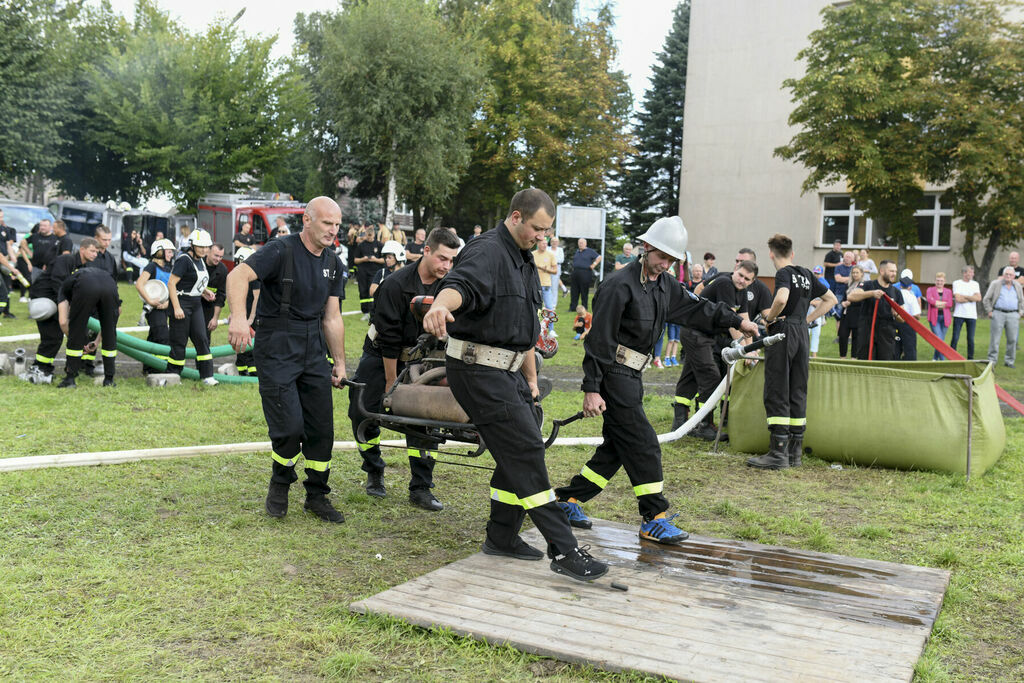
550, 545, 609, 582
102, 377, 116, 387
409, 488, 443, 511
671, 403, 689, 431
690, 420, 718, 441
365, 470, 386, 498
303, 496, 345, 523
265, 481, 290, 518
747, 433, 790, 470
788, 434, 804, 467
57, 374, 77, 388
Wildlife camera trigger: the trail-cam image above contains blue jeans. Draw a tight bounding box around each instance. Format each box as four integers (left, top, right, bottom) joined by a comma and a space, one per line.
540, 285, 557, 330
950, 317, 976, 359
666, 323, 681, 342
653, 323, 666, 357
929, 320, 948, 360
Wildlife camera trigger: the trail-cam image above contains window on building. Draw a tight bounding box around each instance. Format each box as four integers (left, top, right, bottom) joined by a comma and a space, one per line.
819, 194, 952, 249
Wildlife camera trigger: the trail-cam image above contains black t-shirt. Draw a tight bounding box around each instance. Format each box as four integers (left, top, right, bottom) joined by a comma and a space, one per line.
859, 280, 901, 329
775, 265, 828, 321
368, 260, 442, 358
0, 225, 17, 250
58, 266, 117, 305
29, 252, 86, 301
702, 275, 747, 316
171, 252, 209, 297
55, 235, 73, 255
26, 233, 60, 269
354, 239, 383, 272
746, 279, 773, 319
405, 241, 424, 258
203, 261, 229, 308
143, 260, 171, 284
233, 231, 255, 246
245, 234, 344, 321
823, 249, 842, 284
1011, 265, 1024, 280
88, 250, 119, 279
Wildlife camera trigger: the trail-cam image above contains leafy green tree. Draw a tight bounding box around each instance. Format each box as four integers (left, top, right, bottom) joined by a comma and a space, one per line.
775, 0, 941, 270
613, 1, 689, 237
299, 0, 483, 229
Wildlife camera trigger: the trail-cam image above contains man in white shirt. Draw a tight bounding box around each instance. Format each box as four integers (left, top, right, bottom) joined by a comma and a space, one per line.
950, 265, 982, 359
550, 236, 567, 295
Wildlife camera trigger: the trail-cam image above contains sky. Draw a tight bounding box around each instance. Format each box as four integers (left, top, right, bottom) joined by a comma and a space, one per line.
101, 0, 681, 111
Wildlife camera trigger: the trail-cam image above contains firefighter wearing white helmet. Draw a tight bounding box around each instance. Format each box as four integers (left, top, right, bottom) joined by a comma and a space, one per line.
230, 246, 260, 376
167, 227, 217, 384
134, 239, 176, 368
369, 240, 406, 300
553, 215, 758, 544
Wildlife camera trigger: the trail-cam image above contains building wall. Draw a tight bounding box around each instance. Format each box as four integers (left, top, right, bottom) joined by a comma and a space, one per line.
678, 0, 1016, 283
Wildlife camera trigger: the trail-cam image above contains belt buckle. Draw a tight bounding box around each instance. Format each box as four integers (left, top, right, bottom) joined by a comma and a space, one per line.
461, 342, 477, 365
615, 346, 627, 365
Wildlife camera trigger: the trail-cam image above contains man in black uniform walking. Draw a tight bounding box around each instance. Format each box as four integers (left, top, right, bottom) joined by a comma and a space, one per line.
352, 226, 384, 317
56, 266, 120, 388
350, 228, 461, 510
227, 196, 348, 524
555, 216, 757, 540
20, 239, 100, 384
201, 244, 228, 341
748, 234, 836, 469
848, 260, 902, 361
424, 188, 607, 582
673, 262, 757, 436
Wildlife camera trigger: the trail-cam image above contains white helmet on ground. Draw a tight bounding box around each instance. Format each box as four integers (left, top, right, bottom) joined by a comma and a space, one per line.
381, 240, 406, 262
234, 246, 255, 263
28, 298, 58, 320
189, 228, 213, 248
637, 216, 688, 261
150, 238, 175, 256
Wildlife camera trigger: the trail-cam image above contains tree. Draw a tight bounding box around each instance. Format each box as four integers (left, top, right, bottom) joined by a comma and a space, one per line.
775, 0, 943, 271
614, 1, 690, 236
299, 0, 483, 230
79, 1, 306, 207
446, 0, 631, 229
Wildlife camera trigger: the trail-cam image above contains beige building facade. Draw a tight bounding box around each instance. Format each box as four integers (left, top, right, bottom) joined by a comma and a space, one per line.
678, 0, 1017, 283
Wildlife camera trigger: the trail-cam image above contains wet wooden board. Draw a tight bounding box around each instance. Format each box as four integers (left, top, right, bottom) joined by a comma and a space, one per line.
350, 519, 949, 682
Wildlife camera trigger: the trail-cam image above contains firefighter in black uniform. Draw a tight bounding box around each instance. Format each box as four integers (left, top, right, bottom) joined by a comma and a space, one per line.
167, 228, 216, 383
229, 246, 260, 376
201, 244, 229, 342
555, 216, 758, 541
352, 226, 384, 316
135, 239, 175, 358
80, 225, 120, 374
849, 259, 902, 361
748, 234, 836, 469
424, 188, 608, 582
22, 219, 60, 284
673, 263, 757, 437
350, 228, 461, 509
56, 266, 120, 388
227, 197, 348, 523
20, 239, 100, 384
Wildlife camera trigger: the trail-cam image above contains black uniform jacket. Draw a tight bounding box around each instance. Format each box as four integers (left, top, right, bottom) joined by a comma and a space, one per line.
366, 260, 441, 358
582, 258, 744, 392
204, 261, 228, 308
441, 221, 541, 352
57, 266, 117, 304
89, 250, 119, 279
30, 252, 88, 301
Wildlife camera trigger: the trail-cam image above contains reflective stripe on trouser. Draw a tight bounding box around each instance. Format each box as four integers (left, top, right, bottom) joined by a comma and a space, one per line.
447, 359, 577, 555
168, 296, 213, 379
255, 317, 336, 497
34, 314, 63, 371
490, 487, 556, 510
763, 319, 810, 435
556, 368, 670, 520
66, 276, 119, 379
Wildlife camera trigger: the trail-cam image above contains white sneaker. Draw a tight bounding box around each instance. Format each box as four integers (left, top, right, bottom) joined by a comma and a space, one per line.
201, 377, 219, 386
19, 297, 28, 303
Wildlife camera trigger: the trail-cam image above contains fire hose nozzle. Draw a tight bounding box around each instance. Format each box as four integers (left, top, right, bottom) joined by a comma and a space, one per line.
721, 333, 786, 364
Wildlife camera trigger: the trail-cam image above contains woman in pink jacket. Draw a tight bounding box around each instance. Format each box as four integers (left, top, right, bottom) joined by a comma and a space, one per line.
926, 272, 954, 360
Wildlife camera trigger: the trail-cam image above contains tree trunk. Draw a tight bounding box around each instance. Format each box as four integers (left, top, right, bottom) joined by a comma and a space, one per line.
976, 227, 1003, 298
412, 205, 422, 230
895, 241, 907, 273
385, 155, 397, 233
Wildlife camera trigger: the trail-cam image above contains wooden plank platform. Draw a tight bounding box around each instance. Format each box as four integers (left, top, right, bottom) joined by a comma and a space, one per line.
350, 519, 949, 682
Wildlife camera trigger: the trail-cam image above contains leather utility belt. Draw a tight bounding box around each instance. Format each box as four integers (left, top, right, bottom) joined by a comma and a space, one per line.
447, 336, 527, 372
615, 344, 652, 371
368, 323, 427, 362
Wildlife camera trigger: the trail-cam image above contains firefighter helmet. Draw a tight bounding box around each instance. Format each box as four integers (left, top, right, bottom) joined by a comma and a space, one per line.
234, 246, 255, 263
189, 228, 213, 248
636, 216, 688, 261
150, 238, 175, 257
381, 240, 406, 262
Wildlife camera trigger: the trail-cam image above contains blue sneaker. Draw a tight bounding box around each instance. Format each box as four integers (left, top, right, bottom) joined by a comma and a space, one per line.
639, 512, 688, 545
573, 333, 581, 340
558, 498, 593, 529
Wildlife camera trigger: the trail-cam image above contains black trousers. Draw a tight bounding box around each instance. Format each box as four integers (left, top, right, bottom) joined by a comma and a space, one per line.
856, 320, 897, 360
348, 351, 435, 491
0, 273, 9, 314
556, 367, 669, 520
763, 319, 810, 437
201, 302, 217, 345
894, 322, 917, 360
16, 258, 30, 296
168, 296, 213, 378
145, 307, 170, 346
447, 358, 577, 555
837, 315, 859, 358
33, 309, 64, 374
255, 318, 335, 497
675, 327, 725, 422
356, 268, 375, 313
569, 269, 593, 311
65, 279, 119, 379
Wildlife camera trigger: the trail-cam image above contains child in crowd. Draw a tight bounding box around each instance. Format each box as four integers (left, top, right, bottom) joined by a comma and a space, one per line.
572, 305, 592, 341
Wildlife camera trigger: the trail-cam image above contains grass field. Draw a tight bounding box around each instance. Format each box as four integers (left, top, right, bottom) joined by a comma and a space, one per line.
1, 283, 1022, 680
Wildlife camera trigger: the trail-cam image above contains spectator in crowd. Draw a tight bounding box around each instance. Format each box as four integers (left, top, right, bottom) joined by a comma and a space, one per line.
569, 238, 601, 311
832, 251, 855, 315
121, 228, 147, 282
233, 221, 255, 251
533, 237, 558, 335
446, 226, 465, 251
823, 239, 843, 289
950, 265, 982, 359
392, 228, 407, 246
21, 218, 59, 283
926, 271, 953, 360
269, 216, 289, 240
838, 265, 866, 358
53, 219, 73, 256
849, 259, 901, 360
894, 269, 922, 361
178, 224, 193, 250
1008, 251, 1024, 285
405, 227, 426, 262
614, 243, 636, 270
663, 322, 681, 367
469, 225, 483, 240
702, 252, 718, 281
353, 225, 384, 319
688, 262, 704, 289
572, 304, 592, 341
857, 249, 878, 277
983, 266, 1024, 368
550, 236, 567, 296
808, 266, 829, 357
377, 225, 393, 244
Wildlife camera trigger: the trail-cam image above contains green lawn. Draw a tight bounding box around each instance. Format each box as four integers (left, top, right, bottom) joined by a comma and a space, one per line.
1, 284, 1022, 680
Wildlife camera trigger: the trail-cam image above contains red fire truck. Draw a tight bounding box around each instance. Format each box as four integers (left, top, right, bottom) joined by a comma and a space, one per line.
197, 193, 305, 260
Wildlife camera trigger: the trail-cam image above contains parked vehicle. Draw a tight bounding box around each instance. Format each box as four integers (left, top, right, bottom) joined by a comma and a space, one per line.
197, 193, 305, 260
0, 199, 56, 246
